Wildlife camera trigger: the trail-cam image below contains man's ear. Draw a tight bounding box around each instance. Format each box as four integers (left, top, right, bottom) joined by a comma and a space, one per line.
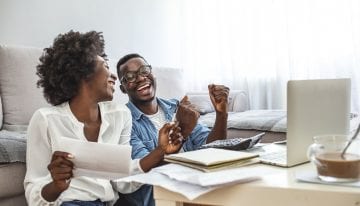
120, 85, 127, 94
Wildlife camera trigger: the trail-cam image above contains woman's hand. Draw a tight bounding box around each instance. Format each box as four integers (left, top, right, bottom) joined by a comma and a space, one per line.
47, 151, 74, 192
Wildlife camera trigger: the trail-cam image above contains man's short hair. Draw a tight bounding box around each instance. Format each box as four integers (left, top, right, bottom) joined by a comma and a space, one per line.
116, 53, 146, 79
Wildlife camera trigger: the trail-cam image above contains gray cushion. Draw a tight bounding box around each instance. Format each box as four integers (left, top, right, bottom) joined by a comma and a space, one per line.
229, 90, 249, 112
0, 162, 26, 199
186, 92, 214, 114
153, 67, 186, 100
0, 96, 3, 129
0, 45, 49, 131
186, 90, 249, 114
0, 194, 27, 206
0, 130, 26, 163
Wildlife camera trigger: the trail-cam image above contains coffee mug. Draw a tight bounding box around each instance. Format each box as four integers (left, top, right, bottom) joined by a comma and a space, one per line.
307, 134, 360, 182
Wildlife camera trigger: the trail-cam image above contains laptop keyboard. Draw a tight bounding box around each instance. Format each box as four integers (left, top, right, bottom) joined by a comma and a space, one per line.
247, 143, 287, 165
260, 150, 287, 162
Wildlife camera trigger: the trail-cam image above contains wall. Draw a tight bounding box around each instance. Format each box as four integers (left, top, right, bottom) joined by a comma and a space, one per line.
0, 0, 184, 103
0, 0, 181, 68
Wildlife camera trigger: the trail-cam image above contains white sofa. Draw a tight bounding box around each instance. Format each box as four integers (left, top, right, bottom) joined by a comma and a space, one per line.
0, 45, 46, 206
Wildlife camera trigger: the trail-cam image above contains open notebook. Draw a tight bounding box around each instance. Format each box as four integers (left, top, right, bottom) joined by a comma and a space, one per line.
164, 148, 259, 172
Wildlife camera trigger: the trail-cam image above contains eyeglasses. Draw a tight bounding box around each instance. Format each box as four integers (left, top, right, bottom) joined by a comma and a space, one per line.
120, 65, 152, 83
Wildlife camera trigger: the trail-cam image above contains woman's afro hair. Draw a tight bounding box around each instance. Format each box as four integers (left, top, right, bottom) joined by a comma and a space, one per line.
36, 30, 106, 105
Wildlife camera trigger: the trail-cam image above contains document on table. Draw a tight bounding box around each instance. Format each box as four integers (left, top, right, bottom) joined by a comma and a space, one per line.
114, 163, 278, 200
55, 137, 132, 180
114, 171, 217, 200
153, 163, 265, 187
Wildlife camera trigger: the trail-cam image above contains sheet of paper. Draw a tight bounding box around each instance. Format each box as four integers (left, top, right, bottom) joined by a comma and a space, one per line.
114, 163, 278, 200
114, 170, 217, 200
153, 163, 275, 187
56, 137, 132, 180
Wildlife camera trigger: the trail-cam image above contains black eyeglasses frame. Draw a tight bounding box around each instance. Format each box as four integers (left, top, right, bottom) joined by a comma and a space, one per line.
120, 65, 152, 83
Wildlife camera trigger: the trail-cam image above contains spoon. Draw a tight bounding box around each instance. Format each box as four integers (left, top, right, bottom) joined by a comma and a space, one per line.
341, 123, 360, 159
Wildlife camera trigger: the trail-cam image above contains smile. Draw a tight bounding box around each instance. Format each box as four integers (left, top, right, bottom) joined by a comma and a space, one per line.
137, 83, 151, 91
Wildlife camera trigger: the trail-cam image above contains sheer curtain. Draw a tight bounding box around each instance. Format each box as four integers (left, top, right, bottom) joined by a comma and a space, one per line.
177, 0, 360, 113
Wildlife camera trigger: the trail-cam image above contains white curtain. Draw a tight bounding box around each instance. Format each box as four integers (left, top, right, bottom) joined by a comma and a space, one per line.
177, 0, 360, 113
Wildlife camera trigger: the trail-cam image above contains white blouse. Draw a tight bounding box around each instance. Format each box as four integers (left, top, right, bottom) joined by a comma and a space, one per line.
24, 101, 143, 206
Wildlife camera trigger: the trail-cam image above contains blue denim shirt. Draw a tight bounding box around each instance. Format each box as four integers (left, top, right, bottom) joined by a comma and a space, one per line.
122, 98, 210, 206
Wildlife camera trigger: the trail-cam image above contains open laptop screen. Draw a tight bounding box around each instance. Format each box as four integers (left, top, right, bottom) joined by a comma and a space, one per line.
256, 78, 351, 167
286, 78, 351, 166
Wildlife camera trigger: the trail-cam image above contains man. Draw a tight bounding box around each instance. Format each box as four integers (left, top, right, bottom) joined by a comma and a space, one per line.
115, 53, 229, 206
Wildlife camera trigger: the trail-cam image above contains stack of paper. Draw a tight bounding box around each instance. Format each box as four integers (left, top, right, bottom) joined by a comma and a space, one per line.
164, 148, 259, 172
114, 163, 278, 200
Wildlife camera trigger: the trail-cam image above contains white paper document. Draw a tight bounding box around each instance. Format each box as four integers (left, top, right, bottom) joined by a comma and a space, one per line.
115, 171, 217, 200
115, 163, 278, 200
56, 137, 132, 180
153, 163, 263, 187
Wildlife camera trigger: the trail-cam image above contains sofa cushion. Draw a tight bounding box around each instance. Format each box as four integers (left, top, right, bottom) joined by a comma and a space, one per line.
186, 93, 214, 114
0, 162, 26, 199
152, 67, 186, 100
0, 45, 49, 131
229, 90, 249, 112
0, 96, 3, 129
0, 130, 27, 163
0, 194, 27, 206
186, 90, 249, 114
199, 110, 287, 132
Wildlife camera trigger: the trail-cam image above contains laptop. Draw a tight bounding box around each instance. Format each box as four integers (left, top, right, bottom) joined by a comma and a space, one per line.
254, 78, 351, 167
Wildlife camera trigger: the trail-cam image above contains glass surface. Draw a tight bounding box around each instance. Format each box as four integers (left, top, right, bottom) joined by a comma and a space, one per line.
307, 135, 360, 183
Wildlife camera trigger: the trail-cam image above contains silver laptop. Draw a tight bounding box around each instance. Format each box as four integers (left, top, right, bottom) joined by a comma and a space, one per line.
256, 78, 351, 167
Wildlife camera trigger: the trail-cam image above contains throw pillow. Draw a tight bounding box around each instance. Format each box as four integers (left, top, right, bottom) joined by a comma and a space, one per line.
0, 45, 50, 131
186, 93, 214, 114
187, 90, 250, 113
152, 67, 186, 100
0, 96, 2, 129
229, 90, 249, 112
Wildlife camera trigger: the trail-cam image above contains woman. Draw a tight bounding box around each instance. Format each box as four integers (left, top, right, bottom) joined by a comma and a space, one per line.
24, 30, 183, 206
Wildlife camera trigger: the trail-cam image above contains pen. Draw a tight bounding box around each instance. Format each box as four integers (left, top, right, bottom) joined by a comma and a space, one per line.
171, 102, 179, 122
169, 102, 186, 144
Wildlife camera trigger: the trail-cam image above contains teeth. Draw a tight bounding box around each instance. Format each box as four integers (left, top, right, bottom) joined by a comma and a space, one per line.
138, 84, 149, 90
